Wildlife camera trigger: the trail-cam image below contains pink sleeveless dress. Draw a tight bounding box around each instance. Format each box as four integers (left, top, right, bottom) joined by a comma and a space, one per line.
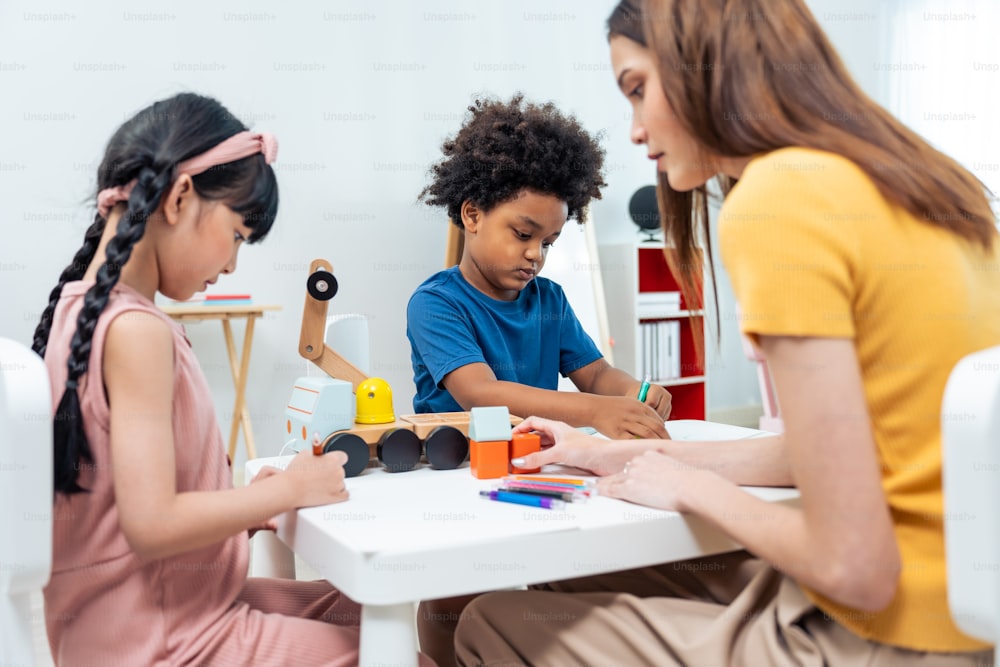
40, 280, 403, 666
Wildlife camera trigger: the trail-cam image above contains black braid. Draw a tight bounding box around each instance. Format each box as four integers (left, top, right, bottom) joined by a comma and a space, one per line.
32, 215, 107, 358
48, 92, 279, 496
54, 165, 173, 495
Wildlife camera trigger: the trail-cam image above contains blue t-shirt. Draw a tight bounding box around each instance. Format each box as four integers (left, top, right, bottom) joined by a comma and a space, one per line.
407, 266, 603, 413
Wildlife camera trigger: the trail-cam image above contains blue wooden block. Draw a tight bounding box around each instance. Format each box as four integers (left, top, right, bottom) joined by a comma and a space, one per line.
468, 406, 512, 442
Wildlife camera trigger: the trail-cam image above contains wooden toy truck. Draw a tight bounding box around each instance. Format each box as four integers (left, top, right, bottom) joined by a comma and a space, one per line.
291, 259, 521, 476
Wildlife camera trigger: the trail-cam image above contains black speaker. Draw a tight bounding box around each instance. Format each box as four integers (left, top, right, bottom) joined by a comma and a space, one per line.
628, 185, 660, 241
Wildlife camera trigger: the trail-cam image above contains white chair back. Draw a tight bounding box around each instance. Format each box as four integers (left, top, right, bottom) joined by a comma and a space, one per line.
942, 344, 1000, 659
0, 338, 52, 666
305, 313, 371, 377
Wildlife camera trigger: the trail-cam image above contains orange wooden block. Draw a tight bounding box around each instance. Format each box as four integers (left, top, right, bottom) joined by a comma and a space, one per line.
509, 432, 541, 474
470, 440, 508, 479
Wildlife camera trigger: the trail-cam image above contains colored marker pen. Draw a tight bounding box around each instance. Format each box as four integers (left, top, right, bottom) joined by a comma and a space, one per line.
496, 485, 579, 502
480, 490, 565, 510
637, 374, 651, 403
507, 475, 592, 486
503, 481, 593, 498
505, 479, 593, 493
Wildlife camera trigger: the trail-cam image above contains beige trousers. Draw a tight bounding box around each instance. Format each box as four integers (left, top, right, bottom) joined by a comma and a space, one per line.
455, 551, 993, 667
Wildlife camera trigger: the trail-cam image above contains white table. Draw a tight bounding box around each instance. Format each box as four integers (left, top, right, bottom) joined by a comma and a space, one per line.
246, 420, 797, 667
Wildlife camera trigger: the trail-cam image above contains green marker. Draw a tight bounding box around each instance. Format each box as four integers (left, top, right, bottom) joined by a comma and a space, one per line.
637, 374, 651, 402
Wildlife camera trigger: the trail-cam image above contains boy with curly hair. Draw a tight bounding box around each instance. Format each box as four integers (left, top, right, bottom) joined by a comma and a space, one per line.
408, 94, 671, 442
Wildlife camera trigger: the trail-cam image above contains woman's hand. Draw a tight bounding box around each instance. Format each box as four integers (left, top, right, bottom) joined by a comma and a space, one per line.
511, 416, 654, 476
598, 449, 707, 511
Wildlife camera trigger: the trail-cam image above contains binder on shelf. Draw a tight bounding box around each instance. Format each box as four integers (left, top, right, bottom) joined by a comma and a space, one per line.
637, 291, 682, 319
670, 320, 680, 379
642, 324, 656, 377
652, 322, 660, 382
638, 320, 682, 382
658, 322, 668, 381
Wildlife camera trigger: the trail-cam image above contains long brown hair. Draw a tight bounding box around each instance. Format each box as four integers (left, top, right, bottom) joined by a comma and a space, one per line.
609, 0, 996, 352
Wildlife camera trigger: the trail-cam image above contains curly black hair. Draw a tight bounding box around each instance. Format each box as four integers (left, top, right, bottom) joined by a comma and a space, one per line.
420, 94, 606, 226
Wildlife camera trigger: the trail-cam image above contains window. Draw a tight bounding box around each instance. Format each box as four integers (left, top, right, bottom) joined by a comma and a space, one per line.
880, 0, 999, 204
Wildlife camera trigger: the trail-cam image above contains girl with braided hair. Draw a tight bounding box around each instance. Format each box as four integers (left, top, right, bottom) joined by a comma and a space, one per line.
36, 93, 434, 666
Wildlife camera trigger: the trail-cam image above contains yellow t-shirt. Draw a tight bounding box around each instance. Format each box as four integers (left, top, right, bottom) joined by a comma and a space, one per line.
719, 147, 1000, 652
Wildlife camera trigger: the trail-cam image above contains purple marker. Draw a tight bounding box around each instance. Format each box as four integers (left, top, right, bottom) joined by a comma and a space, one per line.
480, 490, 566, 510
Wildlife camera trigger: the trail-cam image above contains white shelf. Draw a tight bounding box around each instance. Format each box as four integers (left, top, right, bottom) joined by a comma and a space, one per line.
657, 375, 705, 387
639, 309, 704, 320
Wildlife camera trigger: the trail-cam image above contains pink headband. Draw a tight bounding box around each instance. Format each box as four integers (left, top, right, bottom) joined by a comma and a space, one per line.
95, 130, 278, 218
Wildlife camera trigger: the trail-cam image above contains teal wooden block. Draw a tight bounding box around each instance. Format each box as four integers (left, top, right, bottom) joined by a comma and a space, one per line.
469, 406, 512, 442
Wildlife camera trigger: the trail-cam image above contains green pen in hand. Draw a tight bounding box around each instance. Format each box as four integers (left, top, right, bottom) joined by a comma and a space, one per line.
637, 374, 651, 403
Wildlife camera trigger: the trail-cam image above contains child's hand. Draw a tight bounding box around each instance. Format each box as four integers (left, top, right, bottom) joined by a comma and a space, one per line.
283, 445, 351, 509
593, 396, 670, 440
248, 465, 282, 537
639, 383, 672, 420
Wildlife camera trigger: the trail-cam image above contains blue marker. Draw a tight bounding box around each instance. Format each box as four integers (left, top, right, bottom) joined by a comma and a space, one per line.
480, 490, 566, 510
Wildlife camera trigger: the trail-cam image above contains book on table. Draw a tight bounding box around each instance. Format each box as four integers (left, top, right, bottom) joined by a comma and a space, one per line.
202, 294, 253, 306
167, 294, 254, 307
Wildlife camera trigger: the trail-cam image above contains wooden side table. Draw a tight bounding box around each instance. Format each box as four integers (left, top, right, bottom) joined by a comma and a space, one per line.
161, 303, 281, 461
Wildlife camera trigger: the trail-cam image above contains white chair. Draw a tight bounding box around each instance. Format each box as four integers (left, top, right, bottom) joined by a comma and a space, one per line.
0, 338, 52, 666
306, 314, 371, 378
942, 344, 1000, 663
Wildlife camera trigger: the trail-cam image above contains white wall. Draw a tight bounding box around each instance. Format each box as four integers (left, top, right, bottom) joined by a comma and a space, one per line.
0, 0, 906, 463
0, 0, 651, 467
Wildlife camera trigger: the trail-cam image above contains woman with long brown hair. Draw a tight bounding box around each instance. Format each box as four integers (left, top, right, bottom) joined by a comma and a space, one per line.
454, 1, 1000, 664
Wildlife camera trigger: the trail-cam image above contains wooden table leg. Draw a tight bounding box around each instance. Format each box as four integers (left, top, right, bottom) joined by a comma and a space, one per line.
238, 315, 257, 460
226, 326, 256, 459
221, 317, 258, 461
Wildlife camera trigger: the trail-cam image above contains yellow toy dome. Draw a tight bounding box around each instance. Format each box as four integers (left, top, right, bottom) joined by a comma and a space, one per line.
355, 377, 395, 424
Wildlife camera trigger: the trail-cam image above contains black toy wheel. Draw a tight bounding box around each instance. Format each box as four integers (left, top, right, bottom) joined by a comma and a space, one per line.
322, 432, 369, 478
424, 425, 469, 470
307, 270, 338, 301
377, 428, 422, 473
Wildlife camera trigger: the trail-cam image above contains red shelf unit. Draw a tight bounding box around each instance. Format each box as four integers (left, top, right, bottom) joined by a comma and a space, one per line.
601, 241, 707, 421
